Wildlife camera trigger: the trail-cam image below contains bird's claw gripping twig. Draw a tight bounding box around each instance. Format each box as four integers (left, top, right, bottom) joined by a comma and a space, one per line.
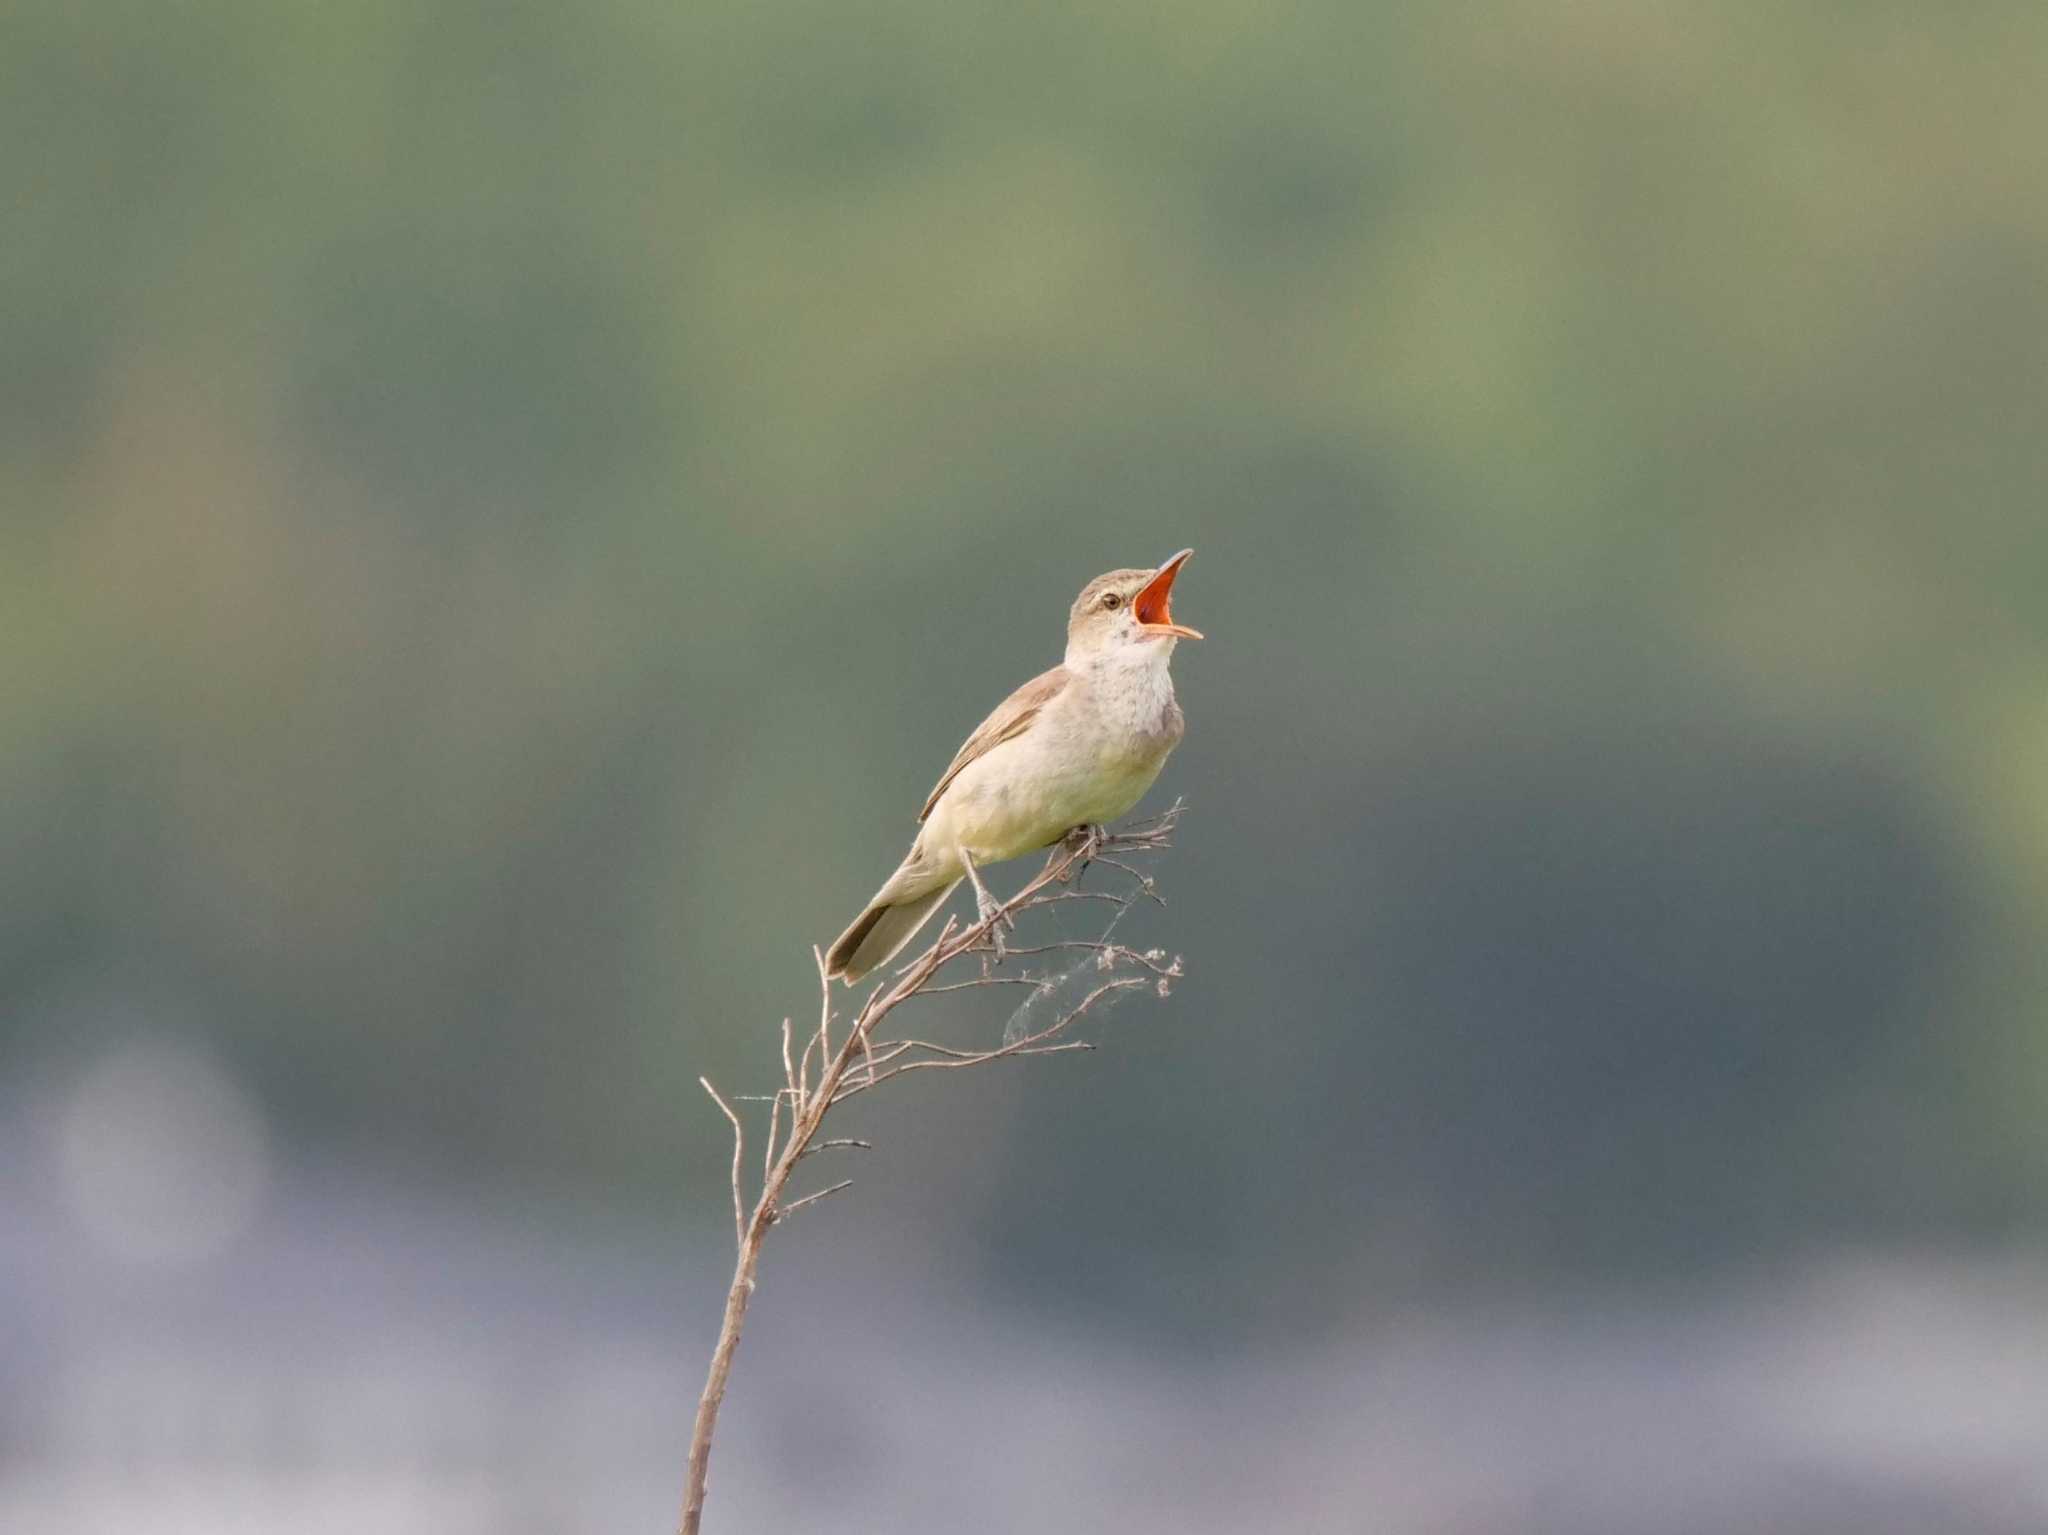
959, 853, 1014, 972
1055, 823, 1105, 882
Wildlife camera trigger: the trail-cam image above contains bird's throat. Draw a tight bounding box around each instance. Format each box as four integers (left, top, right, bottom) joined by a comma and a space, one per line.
1079, 641, 1180, 743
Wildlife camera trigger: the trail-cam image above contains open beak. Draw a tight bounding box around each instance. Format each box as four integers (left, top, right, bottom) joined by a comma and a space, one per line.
1132, 549, 1203, 640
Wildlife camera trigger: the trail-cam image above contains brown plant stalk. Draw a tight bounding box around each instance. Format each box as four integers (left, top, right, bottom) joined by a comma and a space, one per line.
678, 802, 1188, 1534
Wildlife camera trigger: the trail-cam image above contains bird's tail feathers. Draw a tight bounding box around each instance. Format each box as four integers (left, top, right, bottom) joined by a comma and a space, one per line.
825, 878, 960, 984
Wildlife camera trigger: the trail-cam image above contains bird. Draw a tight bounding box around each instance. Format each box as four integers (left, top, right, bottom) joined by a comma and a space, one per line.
825, 550, 1202, 985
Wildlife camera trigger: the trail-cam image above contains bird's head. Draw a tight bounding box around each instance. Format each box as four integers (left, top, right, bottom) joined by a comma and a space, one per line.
1065, 549, 1203, 662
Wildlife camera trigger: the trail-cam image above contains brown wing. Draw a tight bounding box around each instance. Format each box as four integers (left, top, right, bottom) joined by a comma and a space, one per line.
918, 665, 1070, 822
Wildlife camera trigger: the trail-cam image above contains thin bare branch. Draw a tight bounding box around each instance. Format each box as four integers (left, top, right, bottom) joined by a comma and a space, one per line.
861, 1034, 1073, 1062
833, 1040, 1100, 1100
913, 975, 1049, 995
798, 1138, 873, 1158
994, 939, 1127, 957
774, 1179, 854, 1222
698, 1077, 744, 1253
852, 1039, 916, 1070
1087, 854, 1164, 901
1028, 889, 1131, 909
812, 945, 832, 1093
796, 1022, 821, 1108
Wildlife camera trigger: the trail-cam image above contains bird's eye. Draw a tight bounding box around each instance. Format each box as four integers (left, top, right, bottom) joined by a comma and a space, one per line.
1102, 591, 1122, 610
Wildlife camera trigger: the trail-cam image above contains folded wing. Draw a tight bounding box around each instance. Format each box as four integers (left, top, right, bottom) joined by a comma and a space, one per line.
918, 665, 1070, 822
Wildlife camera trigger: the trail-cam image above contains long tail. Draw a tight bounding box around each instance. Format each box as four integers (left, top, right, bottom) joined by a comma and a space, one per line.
824, 876, 960, 984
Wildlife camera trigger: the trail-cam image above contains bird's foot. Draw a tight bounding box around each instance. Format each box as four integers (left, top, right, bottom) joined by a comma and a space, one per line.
973, 886, 1014, 973
1056, 823, 1105, 882
961, 855, 1014, 971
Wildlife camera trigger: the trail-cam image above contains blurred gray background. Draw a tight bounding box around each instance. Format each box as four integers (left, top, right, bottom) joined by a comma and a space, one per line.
5, 3, 2048, 1531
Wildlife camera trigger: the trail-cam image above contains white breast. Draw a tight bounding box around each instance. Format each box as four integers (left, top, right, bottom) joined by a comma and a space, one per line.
1083, 640, 1181, 743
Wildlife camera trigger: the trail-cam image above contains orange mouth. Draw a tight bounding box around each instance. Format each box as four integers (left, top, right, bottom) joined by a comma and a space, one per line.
1132, 549, 1202, 640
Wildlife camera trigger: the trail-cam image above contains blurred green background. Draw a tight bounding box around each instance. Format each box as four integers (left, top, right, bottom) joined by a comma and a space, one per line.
6, 2, 2048, 1529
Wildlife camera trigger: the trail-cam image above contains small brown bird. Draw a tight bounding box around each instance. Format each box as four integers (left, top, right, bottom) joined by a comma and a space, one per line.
825, 551, 1202, 984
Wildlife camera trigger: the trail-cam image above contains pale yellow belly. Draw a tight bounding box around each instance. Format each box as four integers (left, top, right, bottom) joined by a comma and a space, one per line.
922, 737, 1164, 866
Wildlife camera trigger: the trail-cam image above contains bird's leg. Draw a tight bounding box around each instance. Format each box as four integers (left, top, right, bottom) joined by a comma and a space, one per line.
959, 850, 1012, 969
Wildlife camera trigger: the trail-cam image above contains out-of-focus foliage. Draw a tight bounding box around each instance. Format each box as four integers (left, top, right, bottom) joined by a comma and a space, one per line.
5, 0, 2047, 1328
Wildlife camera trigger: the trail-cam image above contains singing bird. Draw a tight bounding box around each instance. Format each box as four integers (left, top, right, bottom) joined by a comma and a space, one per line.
825, 550, 1202, 984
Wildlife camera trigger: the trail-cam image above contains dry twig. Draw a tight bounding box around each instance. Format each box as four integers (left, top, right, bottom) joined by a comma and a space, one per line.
678, 802, 1187, 1534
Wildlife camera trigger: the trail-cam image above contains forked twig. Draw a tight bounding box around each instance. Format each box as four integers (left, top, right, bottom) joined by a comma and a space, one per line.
679, 802, 1188, 1534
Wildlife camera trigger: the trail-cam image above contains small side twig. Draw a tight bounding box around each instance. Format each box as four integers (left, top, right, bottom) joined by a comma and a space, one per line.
798, 1138, 873, 1159
774, 1179, 854, 1223
698, 1077, 744, 1253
